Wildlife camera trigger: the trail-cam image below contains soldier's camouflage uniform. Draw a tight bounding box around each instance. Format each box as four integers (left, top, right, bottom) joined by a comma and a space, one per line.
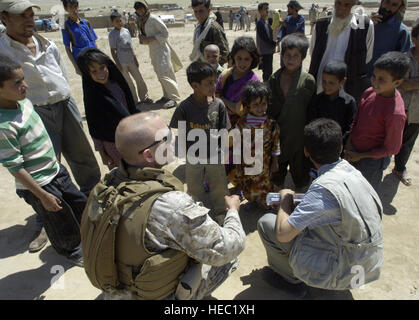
105, 169, 246, 300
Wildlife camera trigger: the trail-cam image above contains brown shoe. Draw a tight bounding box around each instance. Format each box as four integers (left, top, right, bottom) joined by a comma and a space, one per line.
28, 228, 48, 253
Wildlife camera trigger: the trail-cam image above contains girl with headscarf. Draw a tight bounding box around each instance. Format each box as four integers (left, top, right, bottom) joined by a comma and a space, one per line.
77, 48, 139, 169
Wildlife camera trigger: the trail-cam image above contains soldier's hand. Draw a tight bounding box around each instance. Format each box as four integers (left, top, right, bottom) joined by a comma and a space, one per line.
225, 195, 241, 211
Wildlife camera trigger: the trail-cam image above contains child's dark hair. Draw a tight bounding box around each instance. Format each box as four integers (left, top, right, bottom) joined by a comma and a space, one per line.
0, 55, 21, 87
258, 2, 269, 11
241, 81, 269, 108
412, 23, 419, 39
323, 61, 347, 81
373, 51, 410, 80
304, 118, 342, 165
186, 61, 216, 85
76, 49, 112, 79
61, 0, 78, 8
191, 0, 211, 8
230, 36, 260, 70
280, 33, 309, 60
110, 12, 121, 21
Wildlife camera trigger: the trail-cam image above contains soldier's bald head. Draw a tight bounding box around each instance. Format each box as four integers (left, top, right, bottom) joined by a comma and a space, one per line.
115, 112, 166, 166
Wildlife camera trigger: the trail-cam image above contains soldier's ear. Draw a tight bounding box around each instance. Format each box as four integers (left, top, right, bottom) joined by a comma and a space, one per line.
141, 149, 154, 164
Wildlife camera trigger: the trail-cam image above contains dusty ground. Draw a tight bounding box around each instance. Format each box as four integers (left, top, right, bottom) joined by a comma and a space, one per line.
0, 19, 418, 300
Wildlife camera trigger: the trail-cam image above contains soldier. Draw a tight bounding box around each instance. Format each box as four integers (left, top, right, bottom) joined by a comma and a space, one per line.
82, 112, 246, 300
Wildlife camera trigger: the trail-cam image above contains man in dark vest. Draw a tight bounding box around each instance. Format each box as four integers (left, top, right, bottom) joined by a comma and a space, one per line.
83, 112, 245, 299
309, 0, 374, 103
366, 0, 411, 78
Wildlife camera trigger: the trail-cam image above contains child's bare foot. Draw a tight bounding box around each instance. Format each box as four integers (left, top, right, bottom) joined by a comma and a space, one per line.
392, 169, 412, 186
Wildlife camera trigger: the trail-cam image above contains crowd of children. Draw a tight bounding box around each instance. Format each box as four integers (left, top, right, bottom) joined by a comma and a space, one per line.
0, 0, 418, 275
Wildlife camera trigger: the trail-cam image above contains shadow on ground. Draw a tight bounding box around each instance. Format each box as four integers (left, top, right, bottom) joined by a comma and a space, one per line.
0, 214, 37, 259
234, 267, 354, 300
138, 102, 171, 112
0, 245, 78, 300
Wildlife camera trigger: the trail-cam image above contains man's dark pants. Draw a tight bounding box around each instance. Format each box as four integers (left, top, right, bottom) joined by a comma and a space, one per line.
261, 54, 273, 82
394, 122, 419, 172
34, 97, 101, 194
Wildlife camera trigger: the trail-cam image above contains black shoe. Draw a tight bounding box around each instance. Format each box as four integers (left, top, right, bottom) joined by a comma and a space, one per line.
261, 266, 308, 298
141, 97, 154, 104
155, 96, 170, 104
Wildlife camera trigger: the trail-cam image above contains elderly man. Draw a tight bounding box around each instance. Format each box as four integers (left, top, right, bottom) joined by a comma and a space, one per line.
81, 112, 246, 300
134, 1, 182, 109
366, 0, 411, 78
0, 0, 101, 251
309, 0, 374, 103
258, 118, 383, 298
190, 0, 229, 65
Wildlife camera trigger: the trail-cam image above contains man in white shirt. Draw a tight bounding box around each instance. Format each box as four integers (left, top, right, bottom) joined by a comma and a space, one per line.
308, 0, 374, 103
0, 0, 101, 250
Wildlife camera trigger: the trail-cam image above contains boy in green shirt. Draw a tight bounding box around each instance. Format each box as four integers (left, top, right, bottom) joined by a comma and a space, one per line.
267, 33, 316, 191
0, 55, 86, 266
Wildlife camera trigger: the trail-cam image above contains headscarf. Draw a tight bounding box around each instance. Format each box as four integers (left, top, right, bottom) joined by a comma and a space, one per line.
134, 1, 150, 36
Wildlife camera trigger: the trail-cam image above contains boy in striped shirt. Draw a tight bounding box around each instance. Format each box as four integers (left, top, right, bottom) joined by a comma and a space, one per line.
0, 55, 86, 267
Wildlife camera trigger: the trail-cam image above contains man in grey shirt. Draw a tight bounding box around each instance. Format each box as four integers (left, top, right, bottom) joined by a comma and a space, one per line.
258, 118, 383, 298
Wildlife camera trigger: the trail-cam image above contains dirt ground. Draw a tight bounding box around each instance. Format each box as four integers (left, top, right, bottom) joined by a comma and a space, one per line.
0, 19, 418, 300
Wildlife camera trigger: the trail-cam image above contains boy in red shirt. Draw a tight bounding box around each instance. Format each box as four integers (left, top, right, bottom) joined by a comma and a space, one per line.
345, 51, 410, 192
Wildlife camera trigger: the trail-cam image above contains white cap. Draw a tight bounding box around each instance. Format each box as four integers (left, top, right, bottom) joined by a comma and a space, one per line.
0, 0, 40, 14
